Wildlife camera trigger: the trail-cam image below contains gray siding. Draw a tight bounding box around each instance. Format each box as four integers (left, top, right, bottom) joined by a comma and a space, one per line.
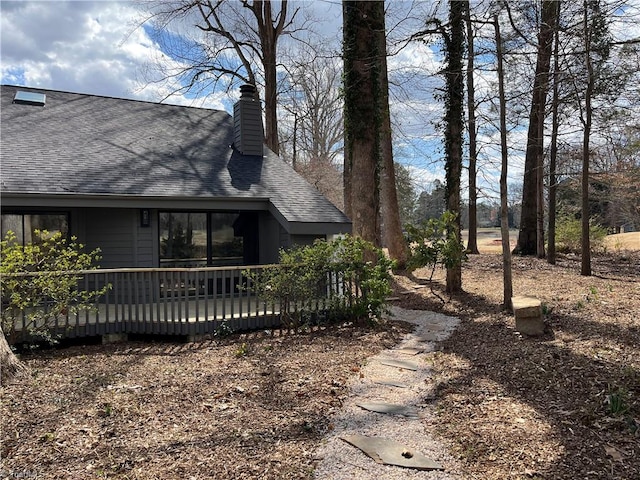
84, 208, 137, 268
233, 98, 263, 156
135, 210, 155, 267
258, 212, 280, 264
278, 224, 292, 251
68, 206, 322, 269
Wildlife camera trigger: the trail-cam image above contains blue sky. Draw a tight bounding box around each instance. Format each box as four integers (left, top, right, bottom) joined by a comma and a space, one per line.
0, 1, 231, 107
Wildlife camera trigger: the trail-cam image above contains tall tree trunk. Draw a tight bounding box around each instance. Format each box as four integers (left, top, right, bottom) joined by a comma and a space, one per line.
513, 0, 558, 256
536, 100, 546, 258
376, 5, 407, 267
581, 0, 593, 276
465, 1, 480, 255
255, 0, 284, 155
495, 15, 513, 311
343, 1, 382, 246
1, 327, 27, 386
548, 13, 561, 265
444, 0, 465, 293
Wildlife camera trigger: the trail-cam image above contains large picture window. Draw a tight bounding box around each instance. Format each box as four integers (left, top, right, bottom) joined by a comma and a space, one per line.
1, 213, 69, 245
159, 211, 256, 267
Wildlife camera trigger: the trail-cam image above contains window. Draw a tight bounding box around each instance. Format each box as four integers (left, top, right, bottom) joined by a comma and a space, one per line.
210, 213, 244, 265
160, 212, 207, 267
1, 213, 69, 244
159, 212, 255, 267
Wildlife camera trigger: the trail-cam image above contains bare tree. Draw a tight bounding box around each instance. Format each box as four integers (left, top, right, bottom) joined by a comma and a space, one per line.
278, 50, 345, 209
465, 1, 480, 255
412, 0, 465, 292
494, 13, 513, 311
443, 0, 465, 293
140, 0, 308, 154
377, 11, 408, 266
581, 0, 596, 276
548, 7, 561, 265
279, 53, 343, 167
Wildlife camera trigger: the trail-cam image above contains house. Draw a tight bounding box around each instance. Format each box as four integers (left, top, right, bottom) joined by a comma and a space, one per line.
0, 85, 351, 269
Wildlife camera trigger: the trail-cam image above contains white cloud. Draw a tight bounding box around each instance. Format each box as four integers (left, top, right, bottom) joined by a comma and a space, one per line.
0, 1, 226, 109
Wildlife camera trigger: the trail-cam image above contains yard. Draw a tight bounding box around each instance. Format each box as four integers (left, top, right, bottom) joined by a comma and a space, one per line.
1, 233, 638, 479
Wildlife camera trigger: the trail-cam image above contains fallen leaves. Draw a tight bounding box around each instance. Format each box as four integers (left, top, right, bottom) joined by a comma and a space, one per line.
394, 252, 640, 479
0, 323, 411, 479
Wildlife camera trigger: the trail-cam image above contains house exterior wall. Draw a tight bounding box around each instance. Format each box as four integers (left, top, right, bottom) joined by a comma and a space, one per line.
78, 207, 285, 268
258, 212, 281, 264
2, 202, 344, 268
81, 208, 154, 269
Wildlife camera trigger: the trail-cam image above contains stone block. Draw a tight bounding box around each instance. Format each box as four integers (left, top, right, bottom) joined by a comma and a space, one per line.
102, 333, 128, 344
512, 295, 544, 336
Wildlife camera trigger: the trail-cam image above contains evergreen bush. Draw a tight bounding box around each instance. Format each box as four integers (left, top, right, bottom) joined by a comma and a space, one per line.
245, 235, 394, 328
555, 216, 608, 254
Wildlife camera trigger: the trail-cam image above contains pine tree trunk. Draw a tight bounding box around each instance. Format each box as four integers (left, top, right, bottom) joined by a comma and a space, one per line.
343, 1, 381, 245
375, 3, 407, 267
514, 0, 558, 256
548, 17, 561, 265
495, 15, 513, 311
257, 1, 281, 155
581, 0, 593, 276
465, 1, 480, 255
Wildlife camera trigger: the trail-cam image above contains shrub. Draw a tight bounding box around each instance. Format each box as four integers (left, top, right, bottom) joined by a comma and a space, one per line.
404, 211, 466, 275
245, 235, 394, 327
1, 230, 109, 344
555, 216, 608, 254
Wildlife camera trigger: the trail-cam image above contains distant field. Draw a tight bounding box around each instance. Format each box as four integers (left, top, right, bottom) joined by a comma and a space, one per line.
604, 231, 640, 250
461, 228, 517, 254
461, 229, 639, 254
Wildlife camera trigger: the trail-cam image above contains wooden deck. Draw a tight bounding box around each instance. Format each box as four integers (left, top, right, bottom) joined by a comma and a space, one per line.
4, 265, 351, 343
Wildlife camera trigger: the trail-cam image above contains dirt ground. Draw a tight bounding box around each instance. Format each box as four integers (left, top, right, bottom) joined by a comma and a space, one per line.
1, 240, 639, 479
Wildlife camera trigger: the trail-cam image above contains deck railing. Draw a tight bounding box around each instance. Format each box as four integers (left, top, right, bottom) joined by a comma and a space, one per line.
2, 265, 359, 344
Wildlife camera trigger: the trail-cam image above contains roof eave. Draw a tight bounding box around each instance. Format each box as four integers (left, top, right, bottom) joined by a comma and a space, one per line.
0, 192, 271, 211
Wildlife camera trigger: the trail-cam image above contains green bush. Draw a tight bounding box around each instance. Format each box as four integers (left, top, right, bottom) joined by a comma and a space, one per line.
1, 230, 109, 344
245, 235, 394, 327
555, 216, 608, 254
404, 211, 467, 275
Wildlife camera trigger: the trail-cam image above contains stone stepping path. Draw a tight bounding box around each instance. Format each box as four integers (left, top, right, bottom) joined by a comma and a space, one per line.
313, 306, 462, 479
394, 347, 423, 356
378, 358, 419, 371
340, 434, 444, 471
370, 378, 409, 389
356, 401, 422, 419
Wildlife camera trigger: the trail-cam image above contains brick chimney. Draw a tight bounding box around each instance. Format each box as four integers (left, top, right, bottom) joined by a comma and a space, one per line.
233, 84, 264, 156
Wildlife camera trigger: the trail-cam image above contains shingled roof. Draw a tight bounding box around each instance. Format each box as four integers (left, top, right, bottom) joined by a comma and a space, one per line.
0, 85, 350, 234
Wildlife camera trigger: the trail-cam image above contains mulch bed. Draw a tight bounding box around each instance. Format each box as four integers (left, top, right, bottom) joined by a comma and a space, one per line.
0, 323, 411, 479
392, 251, 640, 479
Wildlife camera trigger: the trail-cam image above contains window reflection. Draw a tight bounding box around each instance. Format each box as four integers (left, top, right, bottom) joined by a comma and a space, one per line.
159, 212, 247, 267
1, 213, 68, 244
159, 212, 207, 267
